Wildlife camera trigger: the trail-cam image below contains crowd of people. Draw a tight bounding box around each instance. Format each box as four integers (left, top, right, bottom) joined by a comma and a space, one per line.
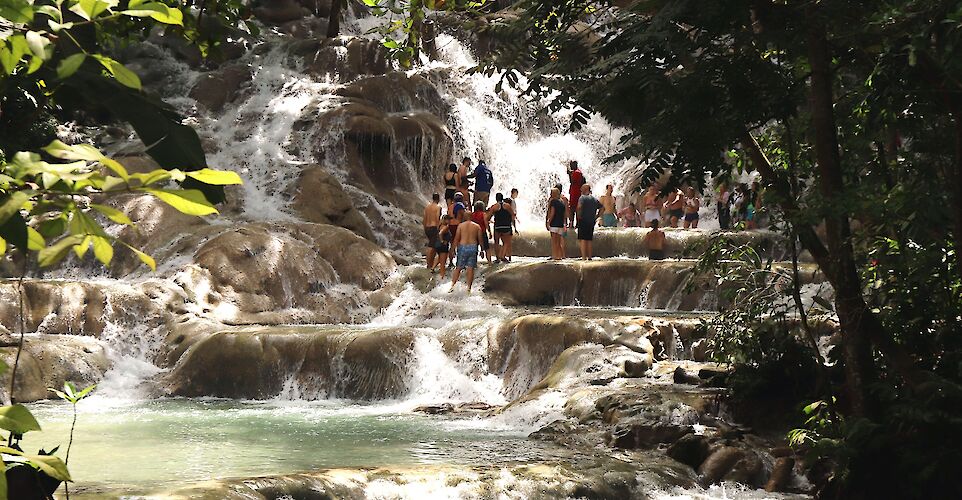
424, 157, 519, 292
423, 157, 765, 290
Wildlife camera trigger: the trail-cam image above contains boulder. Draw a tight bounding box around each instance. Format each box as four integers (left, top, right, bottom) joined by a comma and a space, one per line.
0, 335, 110, 403
608, 421, 691, 449
765, 456, 795, 492
253, 0, 311, 24
667, 433, 711, 469
531, 344, 653, 393
189, 64, 253, 111
306, 38, 390, 81
698, 446, 745, 485
291, 166, 375, 240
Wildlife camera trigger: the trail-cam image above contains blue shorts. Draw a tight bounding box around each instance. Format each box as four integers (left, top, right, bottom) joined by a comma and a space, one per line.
602, 213, 617, 227
456, 244, 478, 269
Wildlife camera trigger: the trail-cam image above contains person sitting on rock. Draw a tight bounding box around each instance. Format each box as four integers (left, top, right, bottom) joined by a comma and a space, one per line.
642, 219, 667, 260
449, 210, 482, 292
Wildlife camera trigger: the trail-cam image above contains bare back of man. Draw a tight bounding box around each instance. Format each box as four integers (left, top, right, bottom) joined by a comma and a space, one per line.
423, 196, 443, 269
450, 215, 482, 292
642, 221, 667, 260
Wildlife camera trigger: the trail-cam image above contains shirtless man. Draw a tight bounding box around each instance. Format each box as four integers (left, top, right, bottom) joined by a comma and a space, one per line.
423, 193, 443, 270
450, 210, 483, 292
683, 186, 700, 229
642, 185, 661, 228
599, 184, 617, 227
510, 188, 520, 234
642, 219, 667, 260
664, 187, 685, 228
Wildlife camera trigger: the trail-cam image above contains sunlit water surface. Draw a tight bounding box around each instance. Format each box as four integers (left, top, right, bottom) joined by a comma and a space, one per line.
25, 398, 561, 496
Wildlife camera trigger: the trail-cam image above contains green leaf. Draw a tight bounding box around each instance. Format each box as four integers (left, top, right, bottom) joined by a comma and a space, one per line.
0, 192, 29, 225
185, 169, 243, 186
122, 2, 183, 25
93, 55, 141, 90
0, 0, 34, 24
120, 241, 156, 271
142, 188, 218, 216
25, 31, 51, 61
43, 140, 103, 161
0, 35, 28, 74
36, 5, 63, 23
90, 204, 133, 225
37, 234, 84, 267
91, 235, 113, 265
0, 405, 41, 434
57, 53, 86, 79
0, 236, 5, 256
0, 212, 27, 251
22, 454, 71, 482
26, 227, 45, 251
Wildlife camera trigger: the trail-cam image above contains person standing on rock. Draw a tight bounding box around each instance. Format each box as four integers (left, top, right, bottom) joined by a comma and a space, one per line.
433, 214, 453, 278
716, 181, 731, 230
489, 193, 515, 263
423, 193, 442, 270
474, 160, 494, 207
510, 188, 520, 234
448, 192, 467, 266
576, 184, 603, 260
443, 164, 458, 203
683, 186, 701, 229
664, 187, 685, 228
458, 157, 473, 204
449, 210, 482, 292
600, 184, 618, 228
643, 185, 661, 228
618, 202, 642, 227
546, 187, 568, 260
471, 201, 492, 265
567, 160, 585, 227
642, 219, 667, 260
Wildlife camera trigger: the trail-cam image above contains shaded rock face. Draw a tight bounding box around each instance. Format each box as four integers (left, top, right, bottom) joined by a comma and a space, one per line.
304, 38, 391, 81
487, 315, 611, 399
291, 166, 375, 240
163, 326, 417, 399
0, 335, 110, 403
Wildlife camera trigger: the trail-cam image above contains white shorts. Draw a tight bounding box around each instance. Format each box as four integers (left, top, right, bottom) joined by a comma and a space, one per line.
549, 227, 565, 235
644, 209, 660, 222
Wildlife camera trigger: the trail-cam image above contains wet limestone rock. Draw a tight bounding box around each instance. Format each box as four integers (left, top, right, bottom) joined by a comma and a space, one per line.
0, 335, 109, 403
291, 166, 375, 240
488, 314, 611, 398
163, 326, 417, 399
189, 64, 253, 111
667, 433, 712, 469
305, 38, 390, 80
530, 344, 653, 393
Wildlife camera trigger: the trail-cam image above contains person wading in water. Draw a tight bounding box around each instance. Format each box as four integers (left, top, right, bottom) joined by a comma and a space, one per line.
642, 219, 667, 260
450, 210, 482, 292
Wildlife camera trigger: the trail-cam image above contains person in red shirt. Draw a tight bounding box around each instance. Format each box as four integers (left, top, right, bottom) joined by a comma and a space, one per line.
568, 160, 585, 226
471, 201, 492, 265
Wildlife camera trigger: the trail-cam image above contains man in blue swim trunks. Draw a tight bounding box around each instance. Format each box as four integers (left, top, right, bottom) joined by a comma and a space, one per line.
600, 184, 618, 227
449, 210, 483, 292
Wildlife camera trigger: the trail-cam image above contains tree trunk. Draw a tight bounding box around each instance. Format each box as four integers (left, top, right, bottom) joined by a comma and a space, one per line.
806, 10, 876, 416
326, 0, 344, 38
